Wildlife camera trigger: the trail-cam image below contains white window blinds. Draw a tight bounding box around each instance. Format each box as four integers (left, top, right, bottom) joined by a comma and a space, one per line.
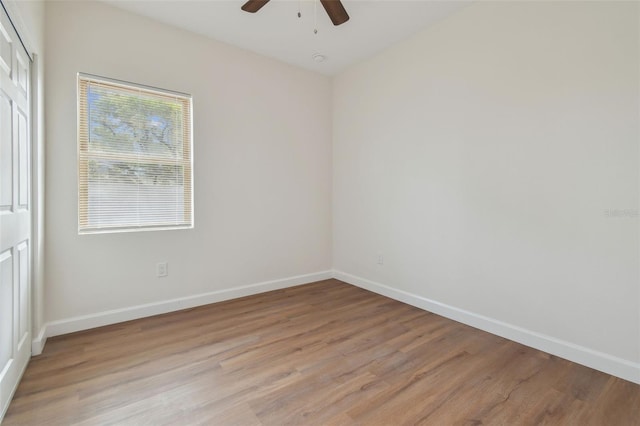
78, 74, 193, 233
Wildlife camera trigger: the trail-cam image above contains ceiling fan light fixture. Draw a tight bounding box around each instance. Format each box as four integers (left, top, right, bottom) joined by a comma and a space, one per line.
312, 53, 326, 63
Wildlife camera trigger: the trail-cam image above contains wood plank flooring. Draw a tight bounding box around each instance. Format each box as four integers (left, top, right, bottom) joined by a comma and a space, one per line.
4, 279, 640, 425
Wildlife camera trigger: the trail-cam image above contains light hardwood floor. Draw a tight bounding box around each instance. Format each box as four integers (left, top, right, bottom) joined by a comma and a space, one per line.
4, 279, 640, 425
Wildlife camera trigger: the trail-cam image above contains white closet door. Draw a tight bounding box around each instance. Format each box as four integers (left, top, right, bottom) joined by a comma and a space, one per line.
0, 4, 31, 419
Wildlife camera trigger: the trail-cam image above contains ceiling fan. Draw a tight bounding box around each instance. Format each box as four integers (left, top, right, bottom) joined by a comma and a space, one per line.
241, 0, 350, 26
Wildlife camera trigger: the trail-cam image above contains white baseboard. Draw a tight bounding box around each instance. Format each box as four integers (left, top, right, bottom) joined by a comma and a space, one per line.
333, 270, 640, 385
32, 270, 333, 353
31, 326, 47, 356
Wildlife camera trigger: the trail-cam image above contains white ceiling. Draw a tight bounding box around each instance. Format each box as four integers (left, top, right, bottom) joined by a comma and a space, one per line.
101, 0, 471, 75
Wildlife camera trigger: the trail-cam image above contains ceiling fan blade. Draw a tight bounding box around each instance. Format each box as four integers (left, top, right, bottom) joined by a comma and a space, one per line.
241, 0, 270, 13
319, 0, 349, 26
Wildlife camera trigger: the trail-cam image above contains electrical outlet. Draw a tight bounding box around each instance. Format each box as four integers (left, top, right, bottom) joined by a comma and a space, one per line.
157, 262, 168, 277
377, 254, 384, 265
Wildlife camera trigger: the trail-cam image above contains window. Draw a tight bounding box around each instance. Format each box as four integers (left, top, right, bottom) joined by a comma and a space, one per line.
78, 74, 193, 233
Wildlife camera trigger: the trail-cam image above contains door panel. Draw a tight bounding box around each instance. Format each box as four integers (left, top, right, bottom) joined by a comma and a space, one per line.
0, 250, 13, 372
17, 108, 27, 207
15, 51, 27, 94
0, 5, 30, 420
0, 94, 11, 209
0, 24, 11, 75
17, 241, 28, 350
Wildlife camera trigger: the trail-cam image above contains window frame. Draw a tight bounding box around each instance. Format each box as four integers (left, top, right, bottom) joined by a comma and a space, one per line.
77, 73, 194, 234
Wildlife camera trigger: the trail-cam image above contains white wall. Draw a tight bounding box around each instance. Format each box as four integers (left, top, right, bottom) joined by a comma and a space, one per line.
44, 1, 332, 327
333, 1, 640, 380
